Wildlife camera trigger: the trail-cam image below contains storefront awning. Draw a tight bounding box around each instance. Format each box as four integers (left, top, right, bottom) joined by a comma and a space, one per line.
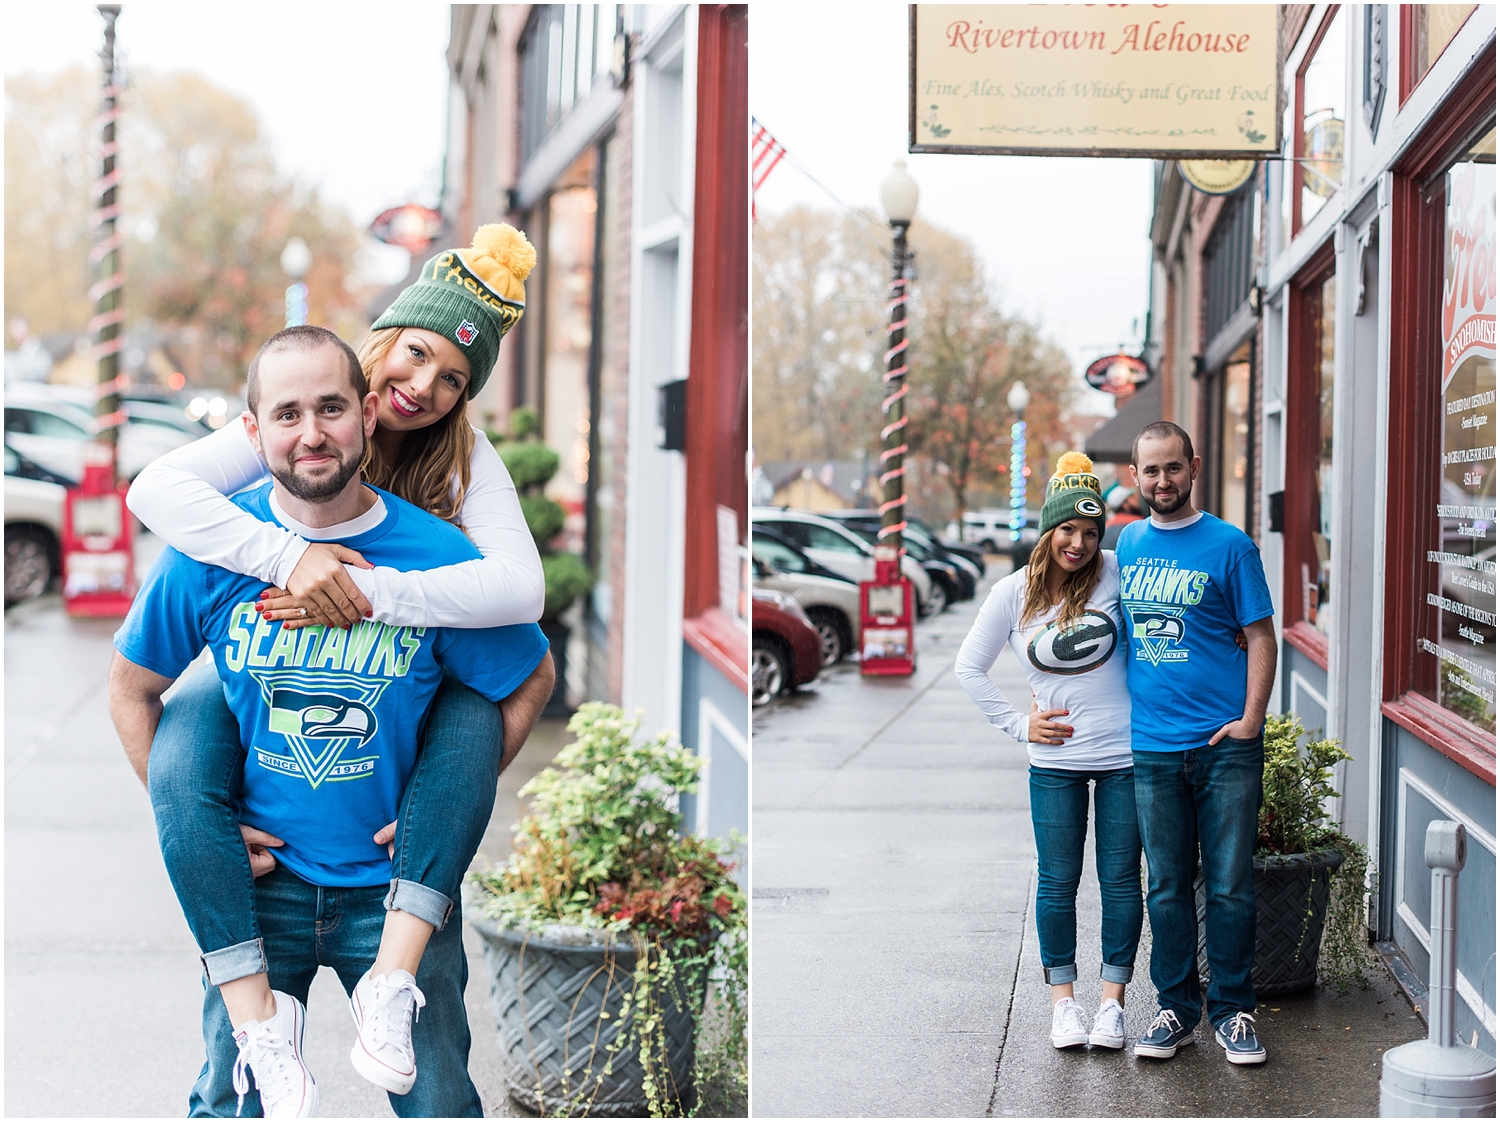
1083, 374, 1163, 464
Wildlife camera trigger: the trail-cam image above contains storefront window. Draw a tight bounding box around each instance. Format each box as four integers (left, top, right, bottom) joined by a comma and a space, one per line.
1311, 274, 1337, 636
1219, 355, 1251, 532
1415, 145, 1495, 734
1403, 5, 1478, 101
1297, 6, 1347, 234
543, 153, 597, 556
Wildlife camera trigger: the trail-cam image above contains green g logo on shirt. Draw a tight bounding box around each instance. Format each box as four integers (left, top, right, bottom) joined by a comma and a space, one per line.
1028, 610, 1119, 675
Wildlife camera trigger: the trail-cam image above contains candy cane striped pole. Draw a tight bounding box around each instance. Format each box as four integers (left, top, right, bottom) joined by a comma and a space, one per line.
876, 221, 910, 583
92, 6, 125, 462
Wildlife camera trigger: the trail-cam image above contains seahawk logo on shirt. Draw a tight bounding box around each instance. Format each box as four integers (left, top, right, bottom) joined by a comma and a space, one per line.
1027, 610, 1119, 675
1124, 605, 1189, 666
250, 669, 389, 789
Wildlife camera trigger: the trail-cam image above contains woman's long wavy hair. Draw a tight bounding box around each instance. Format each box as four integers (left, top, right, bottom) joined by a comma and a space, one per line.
356, 327, 474, 527
1018, 524, 1103, 631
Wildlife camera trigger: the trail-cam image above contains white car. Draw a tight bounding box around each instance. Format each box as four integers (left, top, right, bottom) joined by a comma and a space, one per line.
961, 508, 1041, 554
751, 545, 861, 666
5, 444, 67, 604
4, 389, 202, 482
752, 507, 936, 616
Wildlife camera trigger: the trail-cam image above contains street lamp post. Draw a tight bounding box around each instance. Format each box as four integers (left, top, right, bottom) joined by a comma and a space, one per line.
281, 236, 312, 327
1006, 380, 1030, 569
861, 160, 920, 677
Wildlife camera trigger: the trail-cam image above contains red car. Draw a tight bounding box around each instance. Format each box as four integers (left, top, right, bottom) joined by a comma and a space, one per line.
751, 588, 822, 706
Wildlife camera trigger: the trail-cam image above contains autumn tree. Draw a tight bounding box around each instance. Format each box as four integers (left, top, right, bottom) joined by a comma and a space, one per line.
752, 203, 1079, 521
751, 206, 890, 462
6, 66, 365, 389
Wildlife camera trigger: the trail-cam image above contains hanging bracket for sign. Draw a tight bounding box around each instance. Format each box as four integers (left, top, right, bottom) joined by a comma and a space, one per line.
910, 5, 1284, 159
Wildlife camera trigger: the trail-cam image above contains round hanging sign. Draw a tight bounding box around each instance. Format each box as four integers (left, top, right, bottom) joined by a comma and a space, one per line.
1178, 159, 1256, 195
370, 204, 444, 253
1084, 353, 1152, 397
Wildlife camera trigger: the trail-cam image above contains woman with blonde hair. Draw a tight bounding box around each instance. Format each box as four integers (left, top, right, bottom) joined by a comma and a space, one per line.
128, 226, 547, 1115
955, 452, 1142, 1053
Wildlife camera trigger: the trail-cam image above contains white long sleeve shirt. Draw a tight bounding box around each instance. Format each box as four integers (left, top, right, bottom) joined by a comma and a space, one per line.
125, 419, 546, 628
954, 551, 1133, 771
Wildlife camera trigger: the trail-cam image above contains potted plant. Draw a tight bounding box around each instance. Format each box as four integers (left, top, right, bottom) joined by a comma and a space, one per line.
467, 703, 747, 1117
1195, 713, 1371, 994
493, 408, 594, 717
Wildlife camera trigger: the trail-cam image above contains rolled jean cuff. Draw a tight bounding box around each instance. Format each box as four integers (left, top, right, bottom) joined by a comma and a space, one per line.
1042, 963, 1078, 985
201, 937, 267, 987
1100, 962, 1134, 984
385, 878, 454, 930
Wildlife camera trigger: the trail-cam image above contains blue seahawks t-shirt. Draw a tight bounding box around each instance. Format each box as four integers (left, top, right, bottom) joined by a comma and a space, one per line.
1115, 512, 1274, 751
115, 483, 549, 888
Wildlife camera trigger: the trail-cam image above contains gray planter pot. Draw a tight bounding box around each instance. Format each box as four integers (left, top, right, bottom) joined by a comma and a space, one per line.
467, 913, 702, 1117
1195, 847, 1346, 996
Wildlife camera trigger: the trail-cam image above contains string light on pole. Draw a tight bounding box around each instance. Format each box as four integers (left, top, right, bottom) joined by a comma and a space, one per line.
281, 237, 312, 327
1007, 380, 1031, 562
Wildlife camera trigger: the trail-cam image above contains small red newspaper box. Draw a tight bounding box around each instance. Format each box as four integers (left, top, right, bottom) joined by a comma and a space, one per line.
62, 442, 136, 617
859, 545, 915, 676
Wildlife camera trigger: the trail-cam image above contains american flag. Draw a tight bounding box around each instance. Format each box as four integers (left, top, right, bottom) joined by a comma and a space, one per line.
751, 118, 787, 220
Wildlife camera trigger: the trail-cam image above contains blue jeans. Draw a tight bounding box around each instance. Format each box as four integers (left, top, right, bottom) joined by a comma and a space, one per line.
188, 865, 482, 1118
148, 666, 504, 984
1029, 765, 1143, 986
1132, 733, 1263, 1028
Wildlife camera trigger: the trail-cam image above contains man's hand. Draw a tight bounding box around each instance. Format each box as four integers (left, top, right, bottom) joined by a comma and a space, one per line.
498, 654, 557, 772
108, 652, 174, 786
263, 542, 375, 630
240, 825, 284, 877
1209, 617, 1277, 746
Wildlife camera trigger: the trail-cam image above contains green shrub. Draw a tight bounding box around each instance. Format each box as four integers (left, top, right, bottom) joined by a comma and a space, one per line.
520, 493, 566, 543
496, 441, 560, 490
543, 552, 594, 621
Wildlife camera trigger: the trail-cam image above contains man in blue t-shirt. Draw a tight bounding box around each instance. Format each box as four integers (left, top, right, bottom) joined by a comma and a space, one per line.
109, 327, 551, 1117
1115, 421, 1277, 1066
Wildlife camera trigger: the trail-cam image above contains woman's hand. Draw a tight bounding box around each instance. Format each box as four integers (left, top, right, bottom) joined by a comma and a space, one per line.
1028, 706, 1074, 746
373, 821, 398, 858
240, 824, 284, 878
259, 543, 375, 629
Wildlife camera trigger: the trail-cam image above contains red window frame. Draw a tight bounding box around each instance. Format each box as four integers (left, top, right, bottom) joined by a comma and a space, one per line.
681, 4, 749, 694
1383, 43, 1495, 784
1283, 238, 1337, 669
1291, 6, 1341, 238
1399, 5, 1480, 107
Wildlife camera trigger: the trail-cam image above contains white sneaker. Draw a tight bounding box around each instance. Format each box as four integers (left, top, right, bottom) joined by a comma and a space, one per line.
1089, 998, 1126, 1049
1050, 996, 1089, 1048
231, 990, 319, 1117
349, 969, 426, 1095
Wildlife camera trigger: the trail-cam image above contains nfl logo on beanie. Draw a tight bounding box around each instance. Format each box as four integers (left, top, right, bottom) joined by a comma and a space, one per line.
455, 320, 478, 346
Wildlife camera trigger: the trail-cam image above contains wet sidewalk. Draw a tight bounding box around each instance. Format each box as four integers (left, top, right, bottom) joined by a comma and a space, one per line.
750, 562, 1425, 1117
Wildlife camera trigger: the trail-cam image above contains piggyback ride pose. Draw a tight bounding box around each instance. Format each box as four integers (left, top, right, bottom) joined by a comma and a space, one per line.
123, 227, 553, 1115
956, 452, 1143, 1053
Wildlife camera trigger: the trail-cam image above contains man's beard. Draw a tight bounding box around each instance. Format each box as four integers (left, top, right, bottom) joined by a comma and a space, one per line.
1141, 484, 1191, 517
272, 440, 363, 502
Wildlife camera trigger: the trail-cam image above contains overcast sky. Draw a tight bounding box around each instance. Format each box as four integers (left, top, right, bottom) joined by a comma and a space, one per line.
752, 2, 1157, 416
4, 1, 452, 284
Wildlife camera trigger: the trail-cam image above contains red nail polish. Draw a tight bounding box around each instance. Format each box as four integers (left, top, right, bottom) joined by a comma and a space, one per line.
263, 612, 272, 621
365, 610, 372, 618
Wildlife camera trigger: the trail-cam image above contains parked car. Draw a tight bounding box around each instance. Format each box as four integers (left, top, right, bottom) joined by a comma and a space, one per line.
960, 507, 1041, 559
5, 443, 70, 605
826, 508, 986, 577
751, 587, 823, 706
752, 532, 861, 666
752, 507, 937, 616
4, 386, 204, 482
821, 512, 977, 606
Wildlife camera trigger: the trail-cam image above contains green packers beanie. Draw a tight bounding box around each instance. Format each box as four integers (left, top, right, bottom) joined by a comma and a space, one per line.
1039, 451, 1107, 536
371, 224, 535, 397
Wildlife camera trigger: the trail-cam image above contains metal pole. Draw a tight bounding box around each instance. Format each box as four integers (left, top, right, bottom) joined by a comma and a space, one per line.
877, 220, 909, 583
90, 4, 125, 466
1426, 820, 1465, 1049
